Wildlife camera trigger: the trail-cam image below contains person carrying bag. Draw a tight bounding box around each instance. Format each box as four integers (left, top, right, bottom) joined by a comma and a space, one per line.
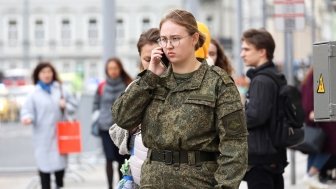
21, 62, 77, 189
57, 85, 81, 154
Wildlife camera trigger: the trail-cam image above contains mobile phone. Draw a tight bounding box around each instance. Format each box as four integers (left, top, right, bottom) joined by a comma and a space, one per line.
161, 52, 170, 68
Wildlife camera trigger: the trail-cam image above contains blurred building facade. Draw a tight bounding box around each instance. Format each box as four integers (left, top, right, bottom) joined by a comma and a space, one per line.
0, 0, 335, 88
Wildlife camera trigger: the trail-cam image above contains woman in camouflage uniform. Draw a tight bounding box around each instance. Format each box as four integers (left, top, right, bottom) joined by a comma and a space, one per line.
112, 9, 247, 189
110, 28, 161, 188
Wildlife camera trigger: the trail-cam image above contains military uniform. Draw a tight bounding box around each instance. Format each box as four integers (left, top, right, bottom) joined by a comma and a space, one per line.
112, 63, 248, 189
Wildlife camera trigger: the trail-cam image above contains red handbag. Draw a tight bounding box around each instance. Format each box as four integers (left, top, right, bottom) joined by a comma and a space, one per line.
57, 120, 82, 154
57, 85, 81, 154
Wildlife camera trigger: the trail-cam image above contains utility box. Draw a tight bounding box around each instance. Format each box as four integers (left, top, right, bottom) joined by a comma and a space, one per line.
313, 41, 336, 122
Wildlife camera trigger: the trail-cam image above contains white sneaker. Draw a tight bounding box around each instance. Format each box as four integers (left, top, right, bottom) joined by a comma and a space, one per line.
303, 174, 329, 189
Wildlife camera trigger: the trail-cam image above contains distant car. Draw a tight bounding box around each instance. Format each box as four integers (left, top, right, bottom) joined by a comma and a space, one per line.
3, 68, 30, 88
0, 95, 10, 121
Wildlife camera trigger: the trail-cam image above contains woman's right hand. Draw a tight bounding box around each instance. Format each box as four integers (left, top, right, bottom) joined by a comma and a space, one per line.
21, 118, 32, 126
148, 47, 167, 76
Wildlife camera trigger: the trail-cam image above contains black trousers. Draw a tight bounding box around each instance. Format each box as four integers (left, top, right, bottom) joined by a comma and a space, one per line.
244, 166, 284, 189
38, 169, 65, 189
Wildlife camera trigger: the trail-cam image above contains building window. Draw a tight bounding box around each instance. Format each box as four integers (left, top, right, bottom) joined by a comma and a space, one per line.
76, 61, 84, 75
88, 18, 98, 46
89, 62, 98, 78
61, 19, 71, 46
116, 18, 124, 42
34, 20, 44, 46
8, 20, 18, 47
142, 18, 151, 32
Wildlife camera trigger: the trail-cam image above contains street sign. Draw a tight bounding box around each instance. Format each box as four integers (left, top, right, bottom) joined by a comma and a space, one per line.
274, 0, 305, 31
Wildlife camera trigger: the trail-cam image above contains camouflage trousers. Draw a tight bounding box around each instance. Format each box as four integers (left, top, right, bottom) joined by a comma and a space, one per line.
140, 159, 217, 188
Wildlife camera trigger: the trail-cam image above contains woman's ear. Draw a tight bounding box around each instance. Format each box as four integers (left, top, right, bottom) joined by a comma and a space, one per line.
191, 32, 200, 47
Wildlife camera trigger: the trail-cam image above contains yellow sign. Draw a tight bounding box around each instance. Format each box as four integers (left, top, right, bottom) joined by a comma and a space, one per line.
317, 74, 325, 93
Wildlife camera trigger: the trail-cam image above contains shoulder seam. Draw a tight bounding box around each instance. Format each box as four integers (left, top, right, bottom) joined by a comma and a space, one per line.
210, 65, 234, 85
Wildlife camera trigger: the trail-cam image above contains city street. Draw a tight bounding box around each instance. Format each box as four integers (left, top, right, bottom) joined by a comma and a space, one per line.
0, 119, 109, 189
1, 120, 335, 189
0, 0, 336, 188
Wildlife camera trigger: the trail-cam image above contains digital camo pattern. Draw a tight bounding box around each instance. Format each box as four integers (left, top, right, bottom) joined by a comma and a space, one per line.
112, 63, 248, 189
140, 159, 217, 189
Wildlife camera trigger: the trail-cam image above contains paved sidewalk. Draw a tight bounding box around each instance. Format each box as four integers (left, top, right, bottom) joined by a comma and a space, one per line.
0, 153, 120, 189
1, 151, 336, 189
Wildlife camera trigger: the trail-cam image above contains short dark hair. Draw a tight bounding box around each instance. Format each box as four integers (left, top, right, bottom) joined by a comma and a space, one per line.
241, 28, 275, 61
32, 62, 60, 84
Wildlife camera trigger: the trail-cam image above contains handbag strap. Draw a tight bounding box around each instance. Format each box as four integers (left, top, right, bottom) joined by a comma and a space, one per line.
59, 84, 66, 119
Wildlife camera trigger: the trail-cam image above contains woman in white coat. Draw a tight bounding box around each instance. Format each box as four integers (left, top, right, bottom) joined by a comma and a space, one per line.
21, 62, 77, 189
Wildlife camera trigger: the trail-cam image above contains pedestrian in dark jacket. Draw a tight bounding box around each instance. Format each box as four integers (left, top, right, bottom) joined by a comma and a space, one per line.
241, 28, 288, 189
92, 57, 132, 189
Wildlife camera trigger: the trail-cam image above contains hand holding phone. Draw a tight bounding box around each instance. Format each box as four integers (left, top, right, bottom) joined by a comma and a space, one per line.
161, 51, 170, 68
148, 47, 168, 76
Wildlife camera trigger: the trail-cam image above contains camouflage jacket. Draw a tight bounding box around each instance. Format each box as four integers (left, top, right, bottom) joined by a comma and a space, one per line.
112, 63, 248, 189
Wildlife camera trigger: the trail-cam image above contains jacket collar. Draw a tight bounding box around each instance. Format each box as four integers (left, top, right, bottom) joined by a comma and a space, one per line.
159, 63, 208, 92
246, 61, 275, 79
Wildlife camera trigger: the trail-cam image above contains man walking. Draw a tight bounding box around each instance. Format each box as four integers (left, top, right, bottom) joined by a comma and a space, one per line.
241, 28, 288, 189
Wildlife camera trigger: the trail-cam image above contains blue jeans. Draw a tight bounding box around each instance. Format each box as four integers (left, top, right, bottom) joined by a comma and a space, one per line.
307, 153, 331, 171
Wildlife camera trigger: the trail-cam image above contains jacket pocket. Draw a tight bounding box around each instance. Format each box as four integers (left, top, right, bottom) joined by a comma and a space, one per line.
153, 94, 166, 101
185, 94, 215, 108
182, 94, 215, 127
152, 88, 167, 101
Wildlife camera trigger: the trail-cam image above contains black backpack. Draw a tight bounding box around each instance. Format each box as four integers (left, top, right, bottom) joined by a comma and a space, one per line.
257, 72, 305, 148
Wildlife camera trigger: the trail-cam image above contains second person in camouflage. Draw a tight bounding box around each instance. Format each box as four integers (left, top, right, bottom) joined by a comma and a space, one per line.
112, 9, 247, 189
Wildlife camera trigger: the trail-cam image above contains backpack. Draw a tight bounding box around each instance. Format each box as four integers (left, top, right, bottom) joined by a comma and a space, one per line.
91, 80, 106, 137
257, 72, 305, 148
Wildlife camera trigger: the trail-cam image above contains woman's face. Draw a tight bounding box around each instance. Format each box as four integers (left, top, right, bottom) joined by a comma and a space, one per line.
107, 61, 121, 79
140, 43, 159, 70
38, 67, 54, 84
208, 43, 218, 63
160, 20, 197, 64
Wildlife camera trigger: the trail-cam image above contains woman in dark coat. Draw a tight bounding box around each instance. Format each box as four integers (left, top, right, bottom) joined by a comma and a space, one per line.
301, 67, 336, 188
92, 57, 132, 189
